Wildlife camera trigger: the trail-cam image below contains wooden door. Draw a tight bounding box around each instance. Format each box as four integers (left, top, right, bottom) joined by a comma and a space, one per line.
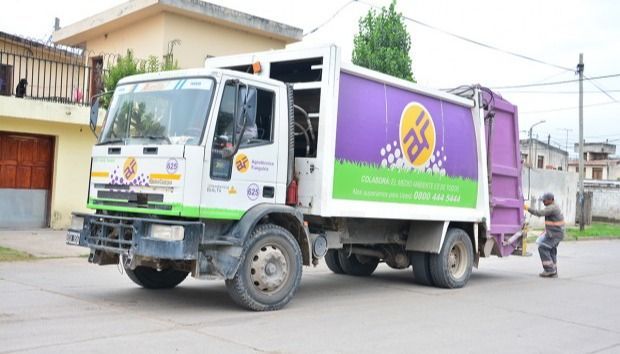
0, 132, 53, 189
0, 132, 54, 228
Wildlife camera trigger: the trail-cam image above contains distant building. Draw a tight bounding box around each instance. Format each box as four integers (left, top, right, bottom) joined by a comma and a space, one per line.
569, 142, 620, 180
520, 139, 569, 170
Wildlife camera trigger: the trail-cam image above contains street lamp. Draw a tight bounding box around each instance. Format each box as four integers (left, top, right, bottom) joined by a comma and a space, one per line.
528, 120, 546, 167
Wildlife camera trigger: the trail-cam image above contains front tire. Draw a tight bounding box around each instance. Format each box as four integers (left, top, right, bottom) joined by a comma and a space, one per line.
429, 228, 473, 288
225, 224, 302, 311
125, 266, 188, 289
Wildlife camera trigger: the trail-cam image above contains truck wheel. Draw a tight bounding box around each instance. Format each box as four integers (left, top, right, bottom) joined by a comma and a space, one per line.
225, 224, 302, 311
337, 250, 379, 276
429, 228, 473, 288
324, 249, 345, 274
125, 266, 188, 289
410, 251, 434, 286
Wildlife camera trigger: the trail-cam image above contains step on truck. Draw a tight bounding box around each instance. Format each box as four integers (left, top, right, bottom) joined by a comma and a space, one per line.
67, 45, 525, 311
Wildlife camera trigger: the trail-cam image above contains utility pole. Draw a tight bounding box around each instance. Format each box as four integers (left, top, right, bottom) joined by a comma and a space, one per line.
578, 53, 585, 231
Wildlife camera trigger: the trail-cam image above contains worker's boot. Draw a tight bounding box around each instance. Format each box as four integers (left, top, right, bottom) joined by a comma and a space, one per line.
539, 270, 557, 278
539, 265, 557, 278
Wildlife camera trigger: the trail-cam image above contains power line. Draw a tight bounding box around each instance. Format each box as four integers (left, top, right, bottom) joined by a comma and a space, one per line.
584, 75, 618, 102
492, 73, 620, 90
306, 0, 620, 104
583, 133, 620, 139
355, 0, 574, 72
520, 100, 620, 114
502, 89, 620, 94
304, 0, 357, 37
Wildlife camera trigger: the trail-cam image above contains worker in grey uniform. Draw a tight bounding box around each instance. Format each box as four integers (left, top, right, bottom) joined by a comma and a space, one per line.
525, 192, 565, 278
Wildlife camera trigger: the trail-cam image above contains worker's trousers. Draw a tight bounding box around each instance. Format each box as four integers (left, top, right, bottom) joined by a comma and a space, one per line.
538, 234, 562, 272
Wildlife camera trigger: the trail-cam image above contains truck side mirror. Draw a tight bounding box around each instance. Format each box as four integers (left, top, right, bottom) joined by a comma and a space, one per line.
224, 82, 249, 159
89, 97, 100, 138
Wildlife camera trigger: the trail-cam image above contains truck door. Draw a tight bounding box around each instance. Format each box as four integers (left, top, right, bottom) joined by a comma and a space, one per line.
201, 79, 281, 219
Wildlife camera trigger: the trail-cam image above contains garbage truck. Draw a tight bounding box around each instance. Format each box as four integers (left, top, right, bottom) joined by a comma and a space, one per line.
67, 45, 525, 311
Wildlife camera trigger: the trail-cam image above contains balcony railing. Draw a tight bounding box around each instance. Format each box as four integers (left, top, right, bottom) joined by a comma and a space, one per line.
0, 49, 102, 106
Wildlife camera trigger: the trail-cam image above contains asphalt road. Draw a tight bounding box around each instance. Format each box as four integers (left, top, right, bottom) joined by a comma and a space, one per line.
1, 240, 619, 354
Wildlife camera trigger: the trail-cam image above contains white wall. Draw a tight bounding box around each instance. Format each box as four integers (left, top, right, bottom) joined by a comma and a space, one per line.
588, 187, 620, 222
522, 168, 578, 228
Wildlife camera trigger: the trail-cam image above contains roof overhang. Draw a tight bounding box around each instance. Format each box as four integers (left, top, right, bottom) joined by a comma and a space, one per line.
52, 0, 302, 46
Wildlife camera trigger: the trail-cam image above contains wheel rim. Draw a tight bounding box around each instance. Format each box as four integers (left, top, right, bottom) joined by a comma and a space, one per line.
448, 240, 467, 279
250, 244, 289, 294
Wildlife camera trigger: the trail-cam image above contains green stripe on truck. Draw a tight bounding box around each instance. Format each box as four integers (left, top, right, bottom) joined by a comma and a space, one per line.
87, 199, 244, 220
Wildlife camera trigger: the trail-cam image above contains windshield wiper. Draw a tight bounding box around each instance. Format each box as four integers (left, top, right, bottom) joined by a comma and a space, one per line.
97, 138, 124, 146
132, 135, 172, 144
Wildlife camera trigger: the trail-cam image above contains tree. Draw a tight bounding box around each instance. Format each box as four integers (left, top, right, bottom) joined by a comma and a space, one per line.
101, 49, 178, 108
100, 49, 178, 139
352, 1, 414, 82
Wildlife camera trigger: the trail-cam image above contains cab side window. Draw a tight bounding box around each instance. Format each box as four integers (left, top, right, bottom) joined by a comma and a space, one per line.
236, 87, 274, 147
213, 82, 237, 148
247, 89, 274, 146
210, 82, 275, 180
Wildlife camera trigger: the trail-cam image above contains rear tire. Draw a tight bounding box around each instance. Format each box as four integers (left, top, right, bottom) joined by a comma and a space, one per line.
225, 224, 302, 311
337, 250, 379, 276
410, 251, 434, 286
125, 266, 188, 289
324, 249, 345, 274
429, 228, 473, 288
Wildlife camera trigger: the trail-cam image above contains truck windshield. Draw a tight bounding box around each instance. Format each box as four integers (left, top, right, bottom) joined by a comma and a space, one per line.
99, 77, 215, 145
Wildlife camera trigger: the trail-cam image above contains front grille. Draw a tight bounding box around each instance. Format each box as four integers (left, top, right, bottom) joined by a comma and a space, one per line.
97, 190, 164, 202
91, 199, 173, 210
87, 217, 137, 255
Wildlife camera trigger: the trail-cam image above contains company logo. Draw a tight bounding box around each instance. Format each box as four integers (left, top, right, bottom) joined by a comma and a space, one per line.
399, 103, 436, 168
247, 183, 260, 201
166, 158, 179, 174
228, 186, 237, 195
123, 157, 138, 181
235, 153, 250, 173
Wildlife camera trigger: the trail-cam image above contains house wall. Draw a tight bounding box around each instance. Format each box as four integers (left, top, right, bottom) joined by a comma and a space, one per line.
85, 13, 166, 66
520, 141, 568, 170
587, 186, 620, 222
607, 164, 620, 180
0, 97, 95, 229
82, 11, 288, 70
569, 164, 618, 180
522, 168, 578, 228
162, 12, 287, 68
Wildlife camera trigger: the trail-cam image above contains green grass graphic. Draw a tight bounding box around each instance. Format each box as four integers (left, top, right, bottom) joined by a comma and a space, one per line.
333, 159, 478, 208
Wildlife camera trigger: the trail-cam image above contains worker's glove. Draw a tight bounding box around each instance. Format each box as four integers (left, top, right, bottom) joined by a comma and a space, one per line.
524, 204, 529, 212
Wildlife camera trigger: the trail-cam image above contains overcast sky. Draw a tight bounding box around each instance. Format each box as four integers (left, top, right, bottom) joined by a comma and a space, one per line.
2, 0, 619, 154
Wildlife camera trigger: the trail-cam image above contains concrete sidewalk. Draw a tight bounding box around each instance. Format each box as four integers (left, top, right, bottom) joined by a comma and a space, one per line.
0, 229, 89, 258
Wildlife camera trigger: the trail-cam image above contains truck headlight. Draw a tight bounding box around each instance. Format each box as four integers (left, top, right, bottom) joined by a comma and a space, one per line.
149, 224, 185, 241
70, 216, 84, 230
